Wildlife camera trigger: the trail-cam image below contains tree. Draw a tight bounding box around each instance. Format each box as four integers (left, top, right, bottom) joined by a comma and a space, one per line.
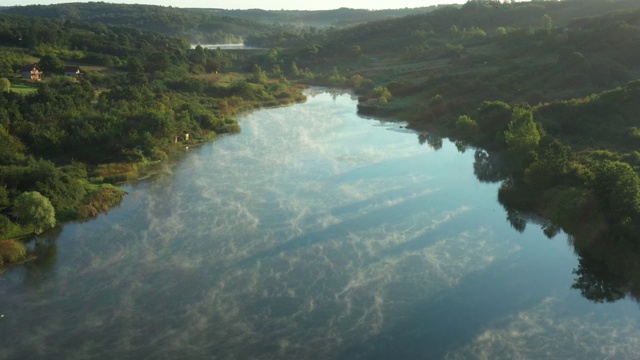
504, 106, 540, 167
541, 14, 553, 33
476, 100, 511, 137
524, 140, 571, 190
0, 185, 9, 210
590, 160, 640, 224
372, 86, 392, 104
127, 59, 148, 85
0, 124, 27, 163
455, 115, 478, 138
145, 52, 172, 73
0, 77, 10, 92
39, 53, 64, 74
251, 64, 267, 84
289, 61, 300, 77
12, 191, 56, 234
0, 239, 27, 265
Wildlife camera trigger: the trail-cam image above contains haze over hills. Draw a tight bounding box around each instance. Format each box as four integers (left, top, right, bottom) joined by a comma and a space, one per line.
0, 3, 447, 43
193, 6, 446, 27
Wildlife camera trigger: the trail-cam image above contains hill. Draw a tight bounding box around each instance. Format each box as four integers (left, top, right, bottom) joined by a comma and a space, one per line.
1, 2, 274, 44
194, 6, 445, 28
1, 3, 446, 44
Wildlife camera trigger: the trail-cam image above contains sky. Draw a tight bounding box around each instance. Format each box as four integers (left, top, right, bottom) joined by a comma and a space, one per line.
1, 0, 463, 11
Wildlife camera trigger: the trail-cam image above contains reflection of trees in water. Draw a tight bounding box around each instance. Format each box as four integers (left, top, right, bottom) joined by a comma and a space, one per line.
571, 255, 626, 303
23, 226, 61, 284
569, 232, 640, 304
500, 191, 640, 304
506, 209, 526, 233
418, 132, 442, 150
473, 149, 508, 183
417, 131, 640, 305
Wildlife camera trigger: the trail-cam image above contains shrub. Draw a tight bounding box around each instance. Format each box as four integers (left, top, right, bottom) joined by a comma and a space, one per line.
455, 115, 478, 138
0, 239, 27, 265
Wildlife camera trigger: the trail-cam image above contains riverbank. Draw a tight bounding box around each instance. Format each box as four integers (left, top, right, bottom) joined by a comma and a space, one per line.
0, 74, 307, 267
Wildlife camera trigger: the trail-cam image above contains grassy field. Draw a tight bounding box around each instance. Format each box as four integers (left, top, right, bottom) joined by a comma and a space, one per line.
73, 63, 125, 75
10, 82, 38, 94
194, 72, 247, 86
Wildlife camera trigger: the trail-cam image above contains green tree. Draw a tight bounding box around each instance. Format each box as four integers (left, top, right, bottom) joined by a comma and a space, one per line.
12, 191, 56, 234
289, 61, 300, 77
541, 14, 553, 33
0, 78, 10, 92
0, 185, 9, 210
127, 59, 148, 85
372, 86, 392, 104
504, 106, 540, 166
350, 74, 364, 88
524, 140, 571, 190
39, 53, 64, 74
590, 160, 640, 224
351, 45, 362, 58
145, 52, 172, 73
476, 100, 511, 140
455, 115, 478, 138
251, 64, 267, 84
0, 124, 27, 163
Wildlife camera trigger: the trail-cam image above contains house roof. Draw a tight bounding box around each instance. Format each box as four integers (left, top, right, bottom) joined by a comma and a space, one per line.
64, 66, 81, 72
21, 64, 41, 72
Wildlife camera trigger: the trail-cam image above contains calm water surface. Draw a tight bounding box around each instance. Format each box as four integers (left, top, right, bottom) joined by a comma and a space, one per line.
1, 89, 638, 359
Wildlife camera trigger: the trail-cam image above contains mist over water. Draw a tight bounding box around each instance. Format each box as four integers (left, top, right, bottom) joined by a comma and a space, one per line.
1, 89, 638, 359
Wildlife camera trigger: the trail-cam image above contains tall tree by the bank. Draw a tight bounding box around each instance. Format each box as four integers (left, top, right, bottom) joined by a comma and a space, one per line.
12, 191, 56, 234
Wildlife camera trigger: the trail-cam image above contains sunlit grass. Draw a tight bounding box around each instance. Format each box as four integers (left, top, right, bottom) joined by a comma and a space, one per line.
193, 72, 247, 86
79, 183, 126, 218
0, 239, 27, 265
92, 162, 140, 183
10, 83, 38, 94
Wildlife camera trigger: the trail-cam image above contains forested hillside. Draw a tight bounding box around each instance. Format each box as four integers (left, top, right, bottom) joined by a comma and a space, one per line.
1, 3, 274, 44
1, 3, 449, 45
196, 6, 443, 28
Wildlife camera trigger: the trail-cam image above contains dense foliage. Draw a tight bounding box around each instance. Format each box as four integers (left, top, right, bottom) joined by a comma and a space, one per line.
198, 6, 443, 28
2, 3, 275, 44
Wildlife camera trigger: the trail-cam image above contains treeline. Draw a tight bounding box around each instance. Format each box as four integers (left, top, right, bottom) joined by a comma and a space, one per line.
0, 12, 305, 263
244, 0, 640, 51
199, 6, 443, 28
0, 13, 190, 70
1, 3, 274, 45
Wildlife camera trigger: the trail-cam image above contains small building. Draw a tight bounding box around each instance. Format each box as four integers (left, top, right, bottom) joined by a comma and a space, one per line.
64, 65, 82, 78
21, 64, 42, 81
174, 132, 190, 143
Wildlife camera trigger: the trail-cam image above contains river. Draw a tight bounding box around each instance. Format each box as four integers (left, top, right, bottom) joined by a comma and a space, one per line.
1, 89, 638, 359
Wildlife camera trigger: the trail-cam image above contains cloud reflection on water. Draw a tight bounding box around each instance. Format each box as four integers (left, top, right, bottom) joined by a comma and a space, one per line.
1, 90, 639, 360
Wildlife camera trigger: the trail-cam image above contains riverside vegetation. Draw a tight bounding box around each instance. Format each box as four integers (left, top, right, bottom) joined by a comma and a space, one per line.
257, 0, 640, 303
0, 11, 305, 266
2, 0, 640, 303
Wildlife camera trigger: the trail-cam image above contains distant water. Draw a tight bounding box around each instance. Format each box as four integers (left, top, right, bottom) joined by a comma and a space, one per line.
1, 89, 638, 359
